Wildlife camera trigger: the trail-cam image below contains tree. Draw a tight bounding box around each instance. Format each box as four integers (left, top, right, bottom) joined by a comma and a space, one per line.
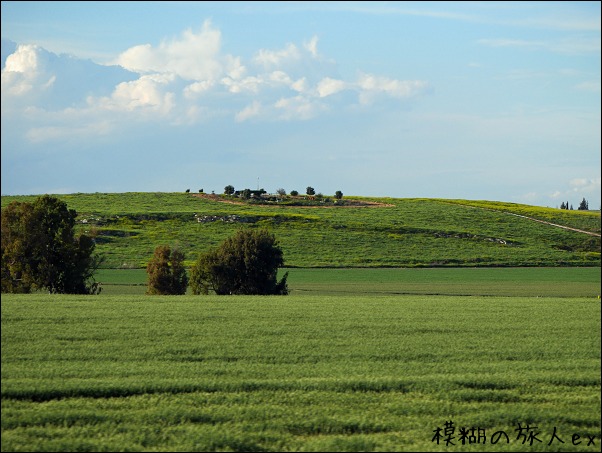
146, 245, 188, 295
578, 198, 589, 211
290, 190, 299, 197
335, 191, 343, 200
224, 185, 235, 195
1, 195, 102, 294
306, 186, 315, 196
190, 229, 288, 295
276, 188, 287, 197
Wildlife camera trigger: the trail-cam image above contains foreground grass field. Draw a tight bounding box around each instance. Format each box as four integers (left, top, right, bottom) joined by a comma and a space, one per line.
2, 291, 600, 451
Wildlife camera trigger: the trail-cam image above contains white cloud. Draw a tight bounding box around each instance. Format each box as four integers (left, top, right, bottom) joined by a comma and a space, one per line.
1, 44, 47, 96
235, 100, 262, 122
254, 42, 301, 69
316, 77, 347, 98
291, 77, 308, 93
356, 73, 429, 104
221, 70, 299, 94
570, 177, 601, 192
304, 36, 319, 58
550, 177, 601, 202
95, 73, 175, 114
2, 22, 432, 142
274, 95, 325, 120
4, 44, 41, 73
183, 80, 215, 98
113, 20, 227, 81
221, 75, 263, 94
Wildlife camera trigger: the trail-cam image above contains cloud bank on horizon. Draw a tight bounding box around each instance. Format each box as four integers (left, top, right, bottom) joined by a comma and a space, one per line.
1, 2, 600, 208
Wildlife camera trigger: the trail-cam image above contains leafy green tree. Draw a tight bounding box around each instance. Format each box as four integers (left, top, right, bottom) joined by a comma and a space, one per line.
290, 190, 299, 196
1, 195, 102, 294
146, 245, 188, 295
190, 229, 288, 295
306, 186, 315, 196
335, 191, 343, 200
224, 185, 235, 195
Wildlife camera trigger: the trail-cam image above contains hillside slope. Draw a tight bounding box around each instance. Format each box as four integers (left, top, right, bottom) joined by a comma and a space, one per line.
2, 193, 600, 268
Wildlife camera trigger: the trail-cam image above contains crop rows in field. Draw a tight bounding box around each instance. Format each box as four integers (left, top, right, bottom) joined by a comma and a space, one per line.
1, 294, 600, 452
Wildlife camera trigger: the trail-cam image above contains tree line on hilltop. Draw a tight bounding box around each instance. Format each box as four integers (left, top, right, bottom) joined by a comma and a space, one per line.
560, 198, 591, 211
187, 185, 344, 201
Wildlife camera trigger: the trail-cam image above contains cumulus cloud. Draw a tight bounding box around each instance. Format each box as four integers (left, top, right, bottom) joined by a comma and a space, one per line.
113, 21, 229, 81
254, 42, 301, 69
2, 22, 430, 137
1, 42, 137, 112
95, 73, 175, 114
356, 73, 429, 104
274, 95, 326, 121
235, 100, 262, 122
183, 80, 215, 98
317, 77, 347, 98
1, 44, 49, 96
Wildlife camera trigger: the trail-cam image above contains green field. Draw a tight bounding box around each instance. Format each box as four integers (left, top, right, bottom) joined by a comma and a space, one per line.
2, 193, 600, 269
2, 270, 601, 452
2, 193, 600, 451
94, 267, 602, 298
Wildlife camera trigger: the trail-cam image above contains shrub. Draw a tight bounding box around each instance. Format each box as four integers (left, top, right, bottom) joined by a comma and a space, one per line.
190, 229, 288, 295
146, 245, 188, 295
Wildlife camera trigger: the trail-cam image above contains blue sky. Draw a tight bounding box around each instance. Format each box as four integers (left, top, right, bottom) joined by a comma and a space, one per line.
1, 1, 600, 208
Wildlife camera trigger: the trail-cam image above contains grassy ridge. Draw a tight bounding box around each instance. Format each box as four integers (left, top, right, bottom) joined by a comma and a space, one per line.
1, 294, 600, 451
1, 193, 600, 269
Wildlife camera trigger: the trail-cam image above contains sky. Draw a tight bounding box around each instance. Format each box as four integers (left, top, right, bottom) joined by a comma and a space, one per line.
1, 1, 600, 208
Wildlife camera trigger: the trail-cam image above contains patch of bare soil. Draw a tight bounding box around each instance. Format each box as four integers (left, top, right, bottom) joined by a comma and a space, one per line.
191, 193, 394, 208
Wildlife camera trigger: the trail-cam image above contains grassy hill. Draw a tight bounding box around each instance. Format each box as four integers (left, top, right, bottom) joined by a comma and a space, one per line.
1, 192, 600, 269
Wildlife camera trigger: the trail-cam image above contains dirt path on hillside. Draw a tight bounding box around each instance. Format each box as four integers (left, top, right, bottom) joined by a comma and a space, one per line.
504, 212, 601, 237
455, 203, 601, 237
